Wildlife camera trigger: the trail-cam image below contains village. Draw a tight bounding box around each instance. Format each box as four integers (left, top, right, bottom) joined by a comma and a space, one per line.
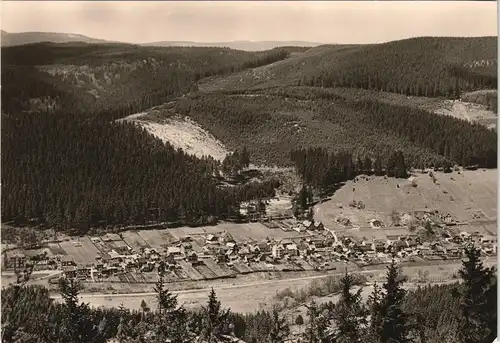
2, 200, 497, 286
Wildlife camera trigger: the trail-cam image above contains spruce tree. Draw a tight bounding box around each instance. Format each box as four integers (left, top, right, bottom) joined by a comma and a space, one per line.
303, 299, 328, 343
456, 244, 497, 343
366, 282, 383, 343
379, 260, 410, 343
201, 288, 231, 343
268, 307, 290, 343
331, 272, 368, 343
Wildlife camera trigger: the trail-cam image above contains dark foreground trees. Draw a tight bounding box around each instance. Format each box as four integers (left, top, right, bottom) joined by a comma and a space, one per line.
1, 246, 496, 343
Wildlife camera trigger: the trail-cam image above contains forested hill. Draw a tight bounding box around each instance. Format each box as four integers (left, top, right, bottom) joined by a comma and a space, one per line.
174, 87, 497, 169
1, 42, 296, 118
1, 43, 294, 231
200, 36, 497, 98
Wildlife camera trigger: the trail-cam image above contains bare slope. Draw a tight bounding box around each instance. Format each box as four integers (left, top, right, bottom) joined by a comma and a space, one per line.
118, 107, 229, 161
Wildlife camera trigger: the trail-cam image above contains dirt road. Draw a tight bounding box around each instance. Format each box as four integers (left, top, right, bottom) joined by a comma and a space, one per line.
50, 258, 495, 313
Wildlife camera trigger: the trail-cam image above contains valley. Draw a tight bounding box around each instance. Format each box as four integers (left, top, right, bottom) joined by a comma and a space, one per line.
1, 26, 497, 343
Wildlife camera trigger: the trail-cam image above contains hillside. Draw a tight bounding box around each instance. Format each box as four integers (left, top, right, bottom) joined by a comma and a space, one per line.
1, 42, 294, 117
200, 37, 497, 98
173, 87, 497, 169
1, 30, 116, 46
143, 40, 321, 51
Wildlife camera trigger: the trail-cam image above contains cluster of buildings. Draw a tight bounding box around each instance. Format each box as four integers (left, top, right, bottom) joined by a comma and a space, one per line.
3, 214, 496, 283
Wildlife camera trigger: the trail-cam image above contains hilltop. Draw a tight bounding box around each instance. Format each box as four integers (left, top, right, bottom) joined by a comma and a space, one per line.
200, 36, 497, 98
1, 30, 117, 46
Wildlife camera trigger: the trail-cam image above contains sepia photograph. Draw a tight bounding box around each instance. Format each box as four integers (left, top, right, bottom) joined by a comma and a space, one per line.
0, 1, 498, 343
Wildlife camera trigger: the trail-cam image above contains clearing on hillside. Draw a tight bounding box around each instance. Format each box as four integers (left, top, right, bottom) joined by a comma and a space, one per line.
314, 169, 497, 237
118, 109, 229, 161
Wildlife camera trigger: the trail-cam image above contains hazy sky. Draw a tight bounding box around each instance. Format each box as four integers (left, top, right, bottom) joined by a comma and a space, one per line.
1, 1, 497, 44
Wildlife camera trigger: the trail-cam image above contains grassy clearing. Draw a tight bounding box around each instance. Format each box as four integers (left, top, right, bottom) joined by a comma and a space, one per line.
314, 169, 497, 235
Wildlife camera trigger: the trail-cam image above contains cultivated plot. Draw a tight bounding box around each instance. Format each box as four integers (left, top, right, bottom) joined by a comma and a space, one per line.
59, 237, 100, 264
137, 230, 174, 249
121, 231, 151, 251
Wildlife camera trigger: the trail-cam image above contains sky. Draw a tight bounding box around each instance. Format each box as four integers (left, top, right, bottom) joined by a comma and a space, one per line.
1, 1, 497, 44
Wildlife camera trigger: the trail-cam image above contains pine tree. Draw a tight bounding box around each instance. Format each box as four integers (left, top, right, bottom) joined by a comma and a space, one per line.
331, 272, 368, 343
268, 307, 290, 343
456, 244, 497, 343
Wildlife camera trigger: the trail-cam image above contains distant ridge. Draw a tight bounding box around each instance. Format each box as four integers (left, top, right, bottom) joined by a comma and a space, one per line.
141, 40, 323, 51
1, 31, 324, 50
1, 30, 120, 46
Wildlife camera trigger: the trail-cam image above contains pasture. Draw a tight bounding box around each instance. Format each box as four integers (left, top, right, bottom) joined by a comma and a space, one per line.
314, 169, 497, 238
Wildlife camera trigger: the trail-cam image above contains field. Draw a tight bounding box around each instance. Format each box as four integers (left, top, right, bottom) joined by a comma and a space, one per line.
314, 169, 497, 240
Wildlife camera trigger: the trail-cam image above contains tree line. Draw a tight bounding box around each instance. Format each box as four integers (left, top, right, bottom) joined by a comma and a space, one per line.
1, 245, 496, 343
291, 148, 409, 192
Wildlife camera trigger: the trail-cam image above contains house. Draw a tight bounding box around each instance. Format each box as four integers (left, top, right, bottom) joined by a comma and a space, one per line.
372, 240, 386, 252
226, 242, 237, 249
5, 251, 26, 269
310, 238, 326, 249
293, 224, 307, 233
249, 244, 261, 254
286, 244, 298, 256
206, 234, 219, 244
77, 266, 91, 278
164, 254, 177, 268
167, 246, 182, 256
219, 231, 235, 244
61, 255, 76, 267
272, 244, 284, 259
313, 221, 324, 231
180, 243, 193, 256
481, 235, 496, 245
370, 219, 383, 228
226, 249, 239, 262
297, 242, 309, 256
63, 266, 77, 278
186, 251, 198, 262
302, 220, 313, 229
